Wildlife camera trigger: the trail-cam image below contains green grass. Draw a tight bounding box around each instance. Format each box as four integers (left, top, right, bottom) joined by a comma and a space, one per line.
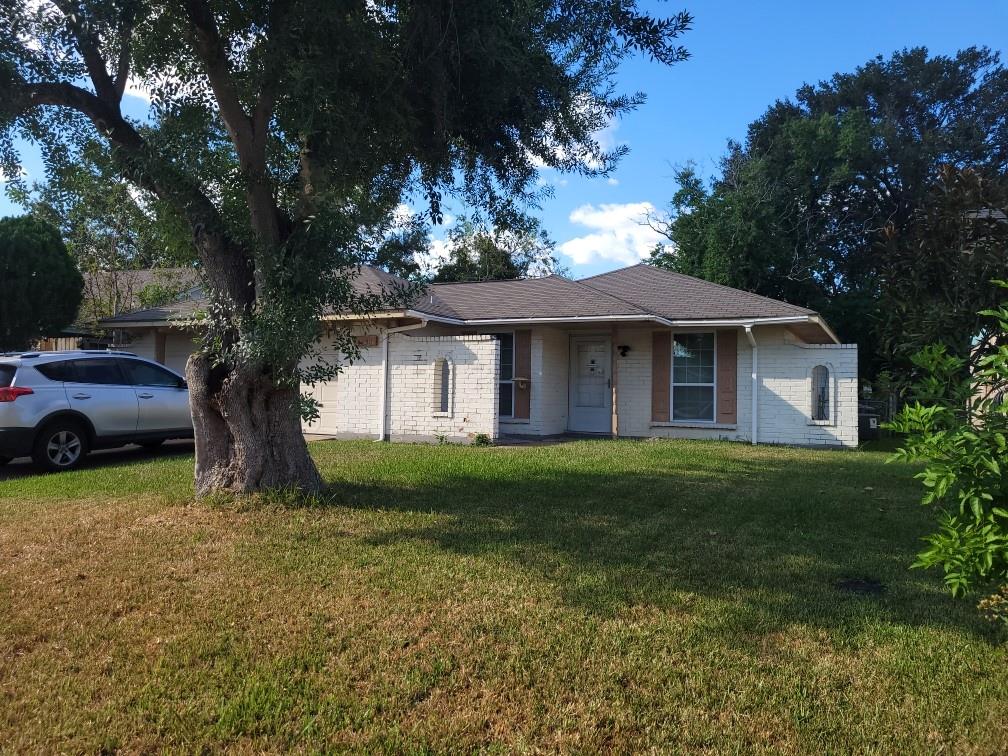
0, 439, 1005, 753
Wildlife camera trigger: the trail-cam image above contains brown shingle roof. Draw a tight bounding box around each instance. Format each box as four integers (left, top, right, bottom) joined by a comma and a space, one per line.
102, 263, 821, 327
420, 276, 648, 320
578, 264, 816, 320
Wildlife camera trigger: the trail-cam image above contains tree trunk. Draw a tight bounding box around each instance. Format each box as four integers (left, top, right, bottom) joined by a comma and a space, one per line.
186, 352, 323, 497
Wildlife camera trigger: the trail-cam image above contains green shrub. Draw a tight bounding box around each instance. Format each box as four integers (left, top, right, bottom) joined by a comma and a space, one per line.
886, 282, 1008, 600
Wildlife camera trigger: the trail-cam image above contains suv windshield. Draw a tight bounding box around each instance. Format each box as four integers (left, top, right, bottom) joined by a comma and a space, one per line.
0, 365, 14, 387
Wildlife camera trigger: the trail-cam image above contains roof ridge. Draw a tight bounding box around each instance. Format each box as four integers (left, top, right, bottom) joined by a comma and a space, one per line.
576, 263, 644, 283
429, 274, 564, 288
571, 276, 653, 316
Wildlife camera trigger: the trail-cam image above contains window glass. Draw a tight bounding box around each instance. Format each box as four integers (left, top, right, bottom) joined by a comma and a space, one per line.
673, 386, 715, 421
498, 333, 514, 381
35, 361, 74, 382
672, 333, 715, 421
433, 358, 451, 413
812, 365, 830, 421
492, 333, 515, 417
121, 359, 183, 387
499, 381, 513, 416
673, 333, 715, 384
69, 358, 126, 385
0, 365, 14, 387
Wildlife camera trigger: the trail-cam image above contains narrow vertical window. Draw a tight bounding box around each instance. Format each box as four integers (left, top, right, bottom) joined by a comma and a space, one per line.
439, 358, 450, 413
812, 365, 830, 421
492, 333, 514, 417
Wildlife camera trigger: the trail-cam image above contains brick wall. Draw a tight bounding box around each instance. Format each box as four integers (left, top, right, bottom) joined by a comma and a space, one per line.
302, 325, 384, 438
612, 324, 857, 447
387, 334, 499, 442
119, 320, 857, 447
499, 325, 569, 436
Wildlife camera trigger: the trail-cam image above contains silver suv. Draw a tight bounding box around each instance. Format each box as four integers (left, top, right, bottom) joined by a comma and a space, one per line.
0, 351, 193, 471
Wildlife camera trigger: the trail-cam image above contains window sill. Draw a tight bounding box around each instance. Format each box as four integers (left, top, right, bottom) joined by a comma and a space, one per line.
650, 421, 737, 430
501, 418, 530, 425
807, 420, 835, 427
432, 412, 453, 418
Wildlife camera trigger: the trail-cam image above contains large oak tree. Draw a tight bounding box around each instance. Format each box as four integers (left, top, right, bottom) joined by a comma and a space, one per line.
0, 0, 691, 494
648, 47, 1008, 383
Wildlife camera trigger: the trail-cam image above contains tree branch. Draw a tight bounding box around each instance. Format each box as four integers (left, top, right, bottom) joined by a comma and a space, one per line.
112, 5, 138, 101
51, 0, 120, 105
180, 0, 256, 160
181, 0, 284, 249
14, 78, 253, 307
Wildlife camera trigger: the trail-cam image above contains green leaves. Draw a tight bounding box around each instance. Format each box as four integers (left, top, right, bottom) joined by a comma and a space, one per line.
890, 283, 1008, 599
649, 48, 1008, 387
0, 215, 83, 350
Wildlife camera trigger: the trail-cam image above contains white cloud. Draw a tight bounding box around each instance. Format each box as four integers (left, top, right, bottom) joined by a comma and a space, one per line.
124, 76, 155, 103
607, 177, 619, 186
559, 202, 663, 266
414, 237, 452, 276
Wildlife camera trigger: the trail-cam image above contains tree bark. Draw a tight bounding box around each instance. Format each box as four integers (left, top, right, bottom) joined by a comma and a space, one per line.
186, 353, 323, 496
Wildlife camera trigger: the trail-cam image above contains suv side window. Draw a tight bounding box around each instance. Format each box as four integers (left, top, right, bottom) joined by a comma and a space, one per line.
0, 365, 14, 387
35, 360, 75, 382
68, 358, 127, 385
120, 359, 183, 388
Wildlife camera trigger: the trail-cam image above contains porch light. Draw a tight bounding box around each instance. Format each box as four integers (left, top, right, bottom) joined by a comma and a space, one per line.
617, 345, 631, 357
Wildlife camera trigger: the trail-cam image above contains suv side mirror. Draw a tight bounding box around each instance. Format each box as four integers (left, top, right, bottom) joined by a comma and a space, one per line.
177, 378, 188, 390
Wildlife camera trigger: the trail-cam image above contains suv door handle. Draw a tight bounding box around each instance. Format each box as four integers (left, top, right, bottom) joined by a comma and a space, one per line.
137, 392, 154, 399
72, 393, 91, 400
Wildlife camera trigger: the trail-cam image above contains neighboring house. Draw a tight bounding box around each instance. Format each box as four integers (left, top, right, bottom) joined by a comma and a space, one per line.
101, 264, 859, 447
33, 267, 199, 354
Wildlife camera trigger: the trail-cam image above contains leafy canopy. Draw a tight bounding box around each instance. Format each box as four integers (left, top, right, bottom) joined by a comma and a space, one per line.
0, 215, 83, 350
432, 214, 563, 283
0, 0, 693, 392
648, 47, 1008, 382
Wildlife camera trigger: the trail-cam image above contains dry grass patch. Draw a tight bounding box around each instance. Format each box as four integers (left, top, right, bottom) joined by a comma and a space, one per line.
0, 439, 1006, 752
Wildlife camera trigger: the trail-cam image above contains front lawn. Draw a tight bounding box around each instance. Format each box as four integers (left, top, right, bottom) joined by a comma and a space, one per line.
0, 439, 1005, 752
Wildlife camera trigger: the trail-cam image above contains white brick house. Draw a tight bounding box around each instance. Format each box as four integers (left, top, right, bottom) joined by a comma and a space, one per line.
102, 264, 859, 447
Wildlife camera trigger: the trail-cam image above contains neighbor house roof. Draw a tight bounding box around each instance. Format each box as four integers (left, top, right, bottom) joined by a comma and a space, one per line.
101, 263, 839, 342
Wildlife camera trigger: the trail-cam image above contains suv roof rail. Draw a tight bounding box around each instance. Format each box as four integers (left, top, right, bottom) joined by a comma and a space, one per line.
1, 349, 137, 359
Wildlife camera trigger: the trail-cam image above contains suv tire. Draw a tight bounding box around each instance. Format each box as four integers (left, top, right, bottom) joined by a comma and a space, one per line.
32, 420, 89, 472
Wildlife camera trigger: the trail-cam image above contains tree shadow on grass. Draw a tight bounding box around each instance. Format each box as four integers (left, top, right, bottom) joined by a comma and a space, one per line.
310, 445, 991, 642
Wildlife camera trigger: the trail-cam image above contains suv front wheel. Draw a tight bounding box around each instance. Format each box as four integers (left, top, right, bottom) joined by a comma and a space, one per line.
33, 421, 89, 472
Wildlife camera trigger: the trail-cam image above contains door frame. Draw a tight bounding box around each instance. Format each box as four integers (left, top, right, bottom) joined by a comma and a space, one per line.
567, 335, 612, 433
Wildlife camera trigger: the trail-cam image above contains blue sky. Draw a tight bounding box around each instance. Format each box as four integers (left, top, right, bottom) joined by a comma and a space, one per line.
3, 1, 1007, 279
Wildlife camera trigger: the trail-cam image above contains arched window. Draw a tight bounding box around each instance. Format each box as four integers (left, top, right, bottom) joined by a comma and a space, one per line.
811, 365, 830, 421
433, 357, 452, 415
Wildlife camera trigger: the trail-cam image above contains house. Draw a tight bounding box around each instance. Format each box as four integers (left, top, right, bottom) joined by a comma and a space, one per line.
35, 267, 199, 354
100, 264, 859, 447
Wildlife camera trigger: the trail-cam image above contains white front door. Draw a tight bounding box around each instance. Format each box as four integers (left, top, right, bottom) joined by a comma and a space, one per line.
568, 337, 612, 433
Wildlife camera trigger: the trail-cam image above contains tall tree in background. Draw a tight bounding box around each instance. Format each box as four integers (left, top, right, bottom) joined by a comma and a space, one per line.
1, 1, 691, 494
648, 47, 1008, 381
879, 165, 1007, 381
0, 215, 83, 350
433, 215, 562, 283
